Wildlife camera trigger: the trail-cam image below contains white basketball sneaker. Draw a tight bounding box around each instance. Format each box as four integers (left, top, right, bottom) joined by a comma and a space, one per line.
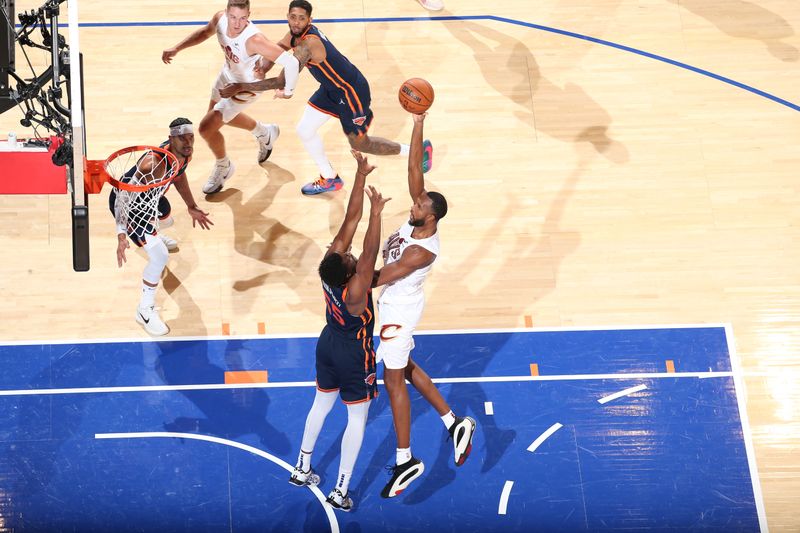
288, 466, 320, 487
257, 123, 280, 164
159, 234, 178, 251
136, 305, 169, 336
203, 159, 235, 194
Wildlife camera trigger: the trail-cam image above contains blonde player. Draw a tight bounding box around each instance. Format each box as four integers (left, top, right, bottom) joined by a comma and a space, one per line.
162, 0, 300, 194
374, 112, 476, 498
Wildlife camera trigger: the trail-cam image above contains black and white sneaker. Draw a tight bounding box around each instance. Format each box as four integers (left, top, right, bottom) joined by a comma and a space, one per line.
449, 416, 476, 466
288, 466, 320, 487
325, 487, 353, 512
380, 457, 424, 498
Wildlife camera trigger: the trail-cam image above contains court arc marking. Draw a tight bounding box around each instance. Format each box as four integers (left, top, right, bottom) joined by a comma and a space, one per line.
35, 14, 798, 113
598, 384, 648, 404
498, 480, 514, 515
0, 371, 734, 397
526, 423, 564, 453
95, 432, 340, 533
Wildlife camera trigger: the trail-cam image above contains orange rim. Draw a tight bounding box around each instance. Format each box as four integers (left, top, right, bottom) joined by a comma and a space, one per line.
83, 145, 179, 194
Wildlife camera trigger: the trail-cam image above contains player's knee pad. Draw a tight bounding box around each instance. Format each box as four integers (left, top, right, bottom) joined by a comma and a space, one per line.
142, 234, 169, 284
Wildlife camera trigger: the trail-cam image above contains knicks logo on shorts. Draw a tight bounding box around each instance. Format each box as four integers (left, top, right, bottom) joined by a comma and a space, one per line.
364, 373, 376, 386
352, 116, 367, 127
380, 324, 403, 341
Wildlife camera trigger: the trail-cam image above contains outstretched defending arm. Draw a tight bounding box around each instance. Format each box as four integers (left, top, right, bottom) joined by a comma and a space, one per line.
162, 12, 222, 64
219, 38, 314, 98
325, 150, 376, 259
345, 186, 391, 315
407, 113, 427, 201
245, 33, 300, 98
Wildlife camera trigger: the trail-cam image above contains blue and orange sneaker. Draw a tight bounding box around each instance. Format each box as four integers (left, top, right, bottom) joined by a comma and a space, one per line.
422, 140, 433, 174
301, 176, 344, 195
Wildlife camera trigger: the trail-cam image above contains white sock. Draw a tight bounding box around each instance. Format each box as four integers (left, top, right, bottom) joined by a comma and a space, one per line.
337, 401, 369, 495
215, 156, 230, 166
441, 410, 456, 430
396, 447, 412, 465
296, 449, 312, 472
336, 471, 352, 495
139, 283, 157, 308
400, 143, 410, 155
251, 121, 271, 142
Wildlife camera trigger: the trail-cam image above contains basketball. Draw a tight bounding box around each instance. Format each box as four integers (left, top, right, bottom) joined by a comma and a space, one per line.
398, 78, 434, 114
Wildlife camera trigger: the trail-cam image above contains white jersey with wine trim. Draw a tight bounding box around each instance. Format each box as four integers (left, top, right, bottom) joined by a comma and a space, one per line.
216, 15, 261, 83
378, 221, 440, 306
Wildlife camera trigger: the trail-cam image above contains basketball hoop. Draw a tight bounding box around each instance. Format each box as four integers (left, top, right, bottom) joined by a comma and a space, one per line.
85, 145, 180, 235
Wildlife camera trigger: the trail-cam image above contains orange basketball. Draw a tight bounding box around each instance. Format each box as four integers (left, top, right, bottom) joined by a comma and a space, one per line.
398, 78, 434, 114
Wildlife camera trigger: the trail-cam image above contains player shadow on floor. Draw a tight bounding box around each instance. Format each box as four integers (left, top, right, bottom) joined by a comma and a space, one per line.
439, 13, 629, 164
204, 162, 321, 300
667, 0, 799, 62
155, 339, 291, 455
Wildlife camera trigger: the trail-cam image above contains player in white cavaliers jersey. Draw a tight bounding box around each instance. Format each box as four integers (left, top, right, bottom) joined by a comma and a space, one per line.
373, 112, 476, 499
162, 0, 300, 195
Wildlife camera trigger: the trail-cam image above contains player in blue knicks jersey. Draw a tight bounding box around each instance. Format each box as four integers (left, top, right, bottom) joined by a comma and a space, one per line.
220, 0, 433, 195
287, 149, 390, 512
108, 118, 213, 336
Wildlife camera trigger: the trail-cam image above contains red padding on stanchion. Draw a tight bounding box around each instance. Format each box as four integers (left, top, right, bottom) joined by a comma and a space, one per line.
0, 136, 67, 194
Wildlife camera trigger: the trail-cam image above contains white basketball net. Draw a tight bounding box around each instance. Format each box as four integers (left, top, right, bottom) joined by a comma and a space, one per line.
109, 147, 179, 237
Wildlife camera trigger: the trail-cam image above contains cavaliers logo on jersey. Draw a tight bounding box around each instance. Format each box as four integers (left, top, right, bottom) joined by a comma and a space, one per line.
383, 230, 406, 262
221, 45, 240, 64
352, 116, 367, 127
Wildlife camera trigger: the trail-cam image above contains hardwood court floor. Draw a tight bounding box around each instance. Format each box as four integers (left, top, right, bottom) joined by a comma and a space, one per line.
1, 1, 799, 530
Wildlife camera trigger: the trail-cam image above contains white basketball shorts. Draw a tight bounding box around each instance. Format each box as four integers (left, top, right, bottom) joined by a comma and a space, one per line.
376, 298, 425, 370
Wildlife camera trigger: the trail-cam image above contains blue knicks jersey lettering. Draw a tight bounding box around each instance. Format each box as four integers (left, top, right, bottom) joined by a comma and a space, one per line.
322, 281, 374, 340
295, 25, 366, 115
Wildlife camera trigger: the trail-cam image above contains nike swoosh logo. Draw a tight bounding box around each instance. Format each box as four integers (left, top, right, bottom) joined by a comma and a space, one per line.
138, 312, 150, 324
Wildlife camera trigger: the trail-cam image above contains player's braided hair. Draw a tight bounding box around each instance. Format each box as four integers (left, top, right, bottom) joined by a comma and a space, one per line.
319, 253, 350, 287
169, 117, 192, 128
289, 0, 312, 16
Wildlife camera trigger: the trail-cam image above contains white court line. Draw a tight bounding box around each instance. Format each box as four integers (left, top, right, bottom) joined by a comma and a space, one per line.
0, 323, 731, 347
498, 481, 514, 515
725, 325, 769, 532
0, 372, 734, 397
485, 402, 494, 415
598, 384, 648, 404
527, 423, 564, 453
95, 432, 339, 533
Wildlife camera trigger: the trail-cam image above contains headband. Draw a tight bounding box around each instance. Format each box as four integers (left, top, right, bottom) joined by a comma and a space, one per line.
169, 123, 194, 136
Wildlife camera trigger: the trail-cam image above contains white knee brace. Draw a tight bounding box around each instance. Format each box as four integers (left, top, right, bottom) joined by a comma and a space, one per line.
142, 234, 169, 285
